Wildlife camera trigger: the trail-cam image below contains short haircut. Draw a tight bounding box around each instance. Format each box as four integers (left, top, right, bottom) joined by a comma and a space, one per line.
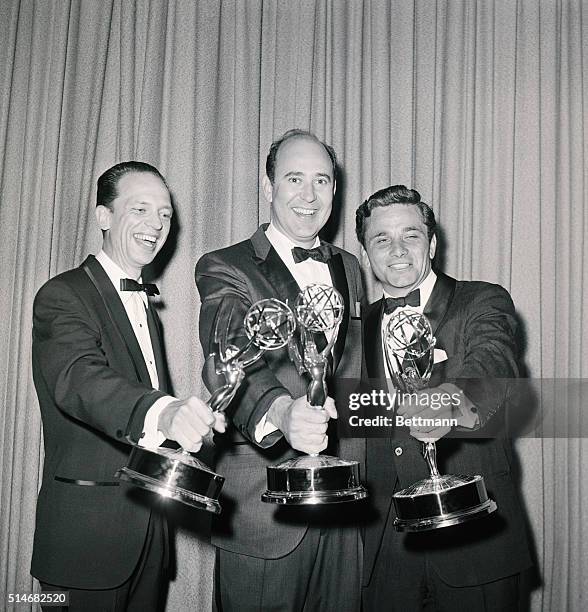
355, 185, 437, 247
355, 184, 437, 246
265, 129, 337, 184
97, 161, 168, 209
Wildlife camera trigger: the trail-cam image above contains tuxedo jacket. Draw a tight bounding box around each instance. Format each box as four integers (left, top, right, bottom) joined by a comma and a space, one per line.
362, 272, 532, 587
31, 255, 169, 589
196, 226, 365, 558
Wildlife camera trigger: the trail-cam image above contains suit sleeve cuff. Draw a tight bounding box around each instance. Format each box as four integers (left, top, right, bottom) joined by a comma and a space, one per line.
243, 389, 289, 447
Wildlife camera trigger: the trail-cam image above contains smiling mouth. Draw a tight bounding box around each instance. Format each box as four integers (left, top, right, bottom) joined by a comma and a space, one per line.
388, 263, 410, 270
292, 207, 317, 217
134, 233, 158, 248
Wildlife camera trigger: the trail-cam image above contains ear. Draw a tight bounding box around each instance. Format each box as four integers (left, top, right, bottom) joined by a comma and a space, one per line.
360, 244, 371, 267
429, 234, 437, 260
95, 205, 112, 231
333, 179, 337, 197
261, 175, 273, 203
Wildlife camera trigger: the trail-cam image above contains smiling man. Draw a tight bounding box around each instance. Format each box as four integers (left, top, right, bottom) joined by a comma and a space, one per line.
31, 162, 224, 611
196, 130, 365, 611
356, 185, 532, 611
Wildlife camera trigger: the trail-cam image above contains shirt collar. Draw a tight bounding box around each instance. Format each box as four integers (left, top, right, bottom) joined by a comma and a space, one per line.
95, 250, 147, 306
383, 269, 437, 310
265, 222, 321, 265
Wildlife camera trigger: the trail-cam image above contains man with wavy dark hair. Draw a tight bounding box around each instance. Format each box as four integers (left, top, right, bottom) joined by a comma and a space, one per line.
357, 184, 532, 611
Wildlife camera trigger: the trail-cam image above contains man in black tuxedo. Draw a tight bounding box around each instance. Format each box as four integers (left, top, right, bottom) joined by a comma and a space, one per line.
356, 185, 532, 611
196, 130, 365, 611
31, 161, 225, 611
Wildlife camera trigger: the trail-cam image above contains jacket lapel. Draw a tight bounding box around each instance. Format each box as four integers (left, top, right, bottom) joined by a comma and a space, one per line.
146, 304, 170, 393
250, 226, 300, 309
423, 271, 456, 336
82, 255, 152, 386
326, 252, 350, 372
363, 299, 386, 380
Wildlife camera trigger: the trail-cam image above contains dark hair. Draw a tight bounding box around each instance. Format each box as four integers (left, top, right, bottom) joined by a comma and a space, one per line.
355, 184, 437, 246
265, 129, 337, 184
97, 161, 168, 209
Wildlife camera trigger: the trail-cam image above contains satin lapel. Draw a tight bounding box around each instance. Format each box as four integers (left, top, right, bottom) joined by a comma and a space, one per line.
363, 299, 386, 380
82, 255, 152, 385
423, 272, 456, 336
258, 246, 301, 307
251, 227, 301, 309
364, 300, 394, 451
327, 252, 350, 372
146, 304, 170, 393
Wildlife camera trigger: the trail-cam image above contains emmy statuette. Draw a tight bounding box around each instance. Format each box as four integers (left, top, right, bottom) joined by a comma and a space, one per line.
262, 284, 367, 505
116, 299, 296, 514
384, 309, 497, 531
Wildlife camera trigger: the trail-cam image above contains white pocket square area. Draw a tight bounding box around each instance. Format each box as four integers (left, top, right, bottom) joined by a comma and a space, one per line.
433, 348, 448, 364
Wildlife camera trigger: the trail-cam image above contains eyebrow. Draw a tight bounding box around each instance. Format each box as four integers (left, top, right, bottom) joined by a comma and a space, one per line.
129, 200, 173, 212
368, 226, 425, 239
282, 171, 332, 181
315, 172, 332, 181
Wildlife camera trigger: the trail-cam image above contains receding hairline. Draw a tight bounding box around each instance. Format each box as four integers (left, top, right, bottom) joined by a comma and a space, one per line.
273, 134, 335, 173
114, 170, 170, 194
104, 171, 171, 211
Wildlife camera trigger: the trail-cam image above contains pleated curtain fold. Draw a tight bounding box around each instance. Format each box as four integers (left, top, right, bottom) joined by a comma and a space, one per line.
0, 1, 585, 610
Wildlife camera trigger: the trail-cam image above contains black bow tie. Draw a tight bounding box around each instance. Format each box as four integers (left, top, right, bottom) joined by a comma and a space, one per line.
291, 245, 332, 264
383, 290, 420, 314
120, 278, 159, 296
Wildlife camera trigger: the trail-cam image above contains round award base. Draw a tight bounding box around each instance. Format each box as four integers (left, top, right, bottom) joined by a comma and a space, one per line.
115, 445, 225, 514
392, 473, 497, 532
261, 455, 368, 505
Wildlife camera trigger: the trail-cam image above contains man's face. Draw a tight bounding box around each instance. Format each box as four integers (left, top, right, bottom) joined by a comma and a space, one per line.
363, 204, 436, 297
96, 172, 172, 278
262, 136, 335, 247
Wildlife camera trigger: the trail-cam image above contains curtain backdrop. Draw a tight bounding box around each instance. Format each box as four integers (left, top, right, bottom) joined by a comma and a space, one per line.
1, 1, 586, 610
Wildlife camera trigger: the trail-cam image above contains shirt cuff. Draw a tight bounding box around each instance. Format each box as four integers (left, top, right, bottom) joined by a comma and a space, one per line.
254, 394, 293, 443
139, 395, 176, 449
254, 412, 279, 442
451, 386, 480, 429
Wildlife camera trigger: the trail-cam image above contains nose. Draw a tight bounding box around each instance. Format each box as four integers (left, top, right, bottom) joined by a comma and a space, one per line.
301, 181, 316, 203
390, 239, 407, 257
146, 210, 163, 231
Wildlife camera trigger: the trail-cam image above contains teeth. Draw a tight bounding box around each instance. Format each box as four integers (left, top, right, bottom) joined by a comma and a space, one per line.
390, 263, 410, 269
135, 233, 157, 243
292, 208, 316, 216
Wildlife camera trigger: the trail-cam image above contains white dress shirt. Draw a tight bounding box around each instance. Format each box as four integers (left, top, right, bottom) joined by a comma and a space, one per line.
380, 269, 437, 380
380, 269, 479, 428
265, 223, 333, 290
96, 250, 174, 448
254, 223, 335, 441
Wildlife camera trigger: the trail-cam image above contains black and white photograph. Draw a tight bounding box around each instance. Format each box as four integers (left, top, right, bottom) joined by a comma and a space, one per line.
0, 1, 585, 611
